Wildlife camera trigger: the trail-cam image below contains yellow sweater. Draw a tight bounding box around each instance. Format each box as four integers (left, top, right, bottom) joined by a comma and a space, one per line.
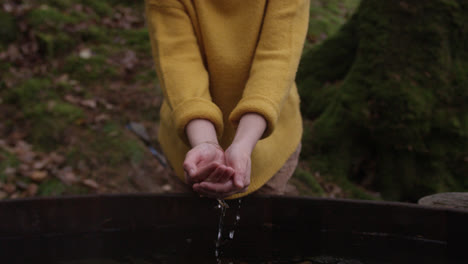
145, 0, 309, 198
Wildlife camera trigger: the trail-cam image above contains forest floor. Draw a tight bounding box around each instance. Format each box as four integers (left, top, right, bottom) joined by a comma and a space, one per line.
0, 0, 366, 200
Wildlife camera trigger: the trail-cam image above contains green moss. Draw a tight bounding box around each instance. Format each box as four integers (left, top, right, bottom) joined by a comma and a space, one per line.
36, 32, 75, 57
0, 62, 11, 74
120, 28, 151, 53
80, 0, 113, 16
292, 168, 325, 196
0, 11, 17, 45
90, 122, 145, 166
0, 149, 20, 181
62, 54, 118, 83
5, 78, 84, 150
27, 6, 78, 27
108, 0, 142, 7
79, 26, 109, 43
38, 178, 66, 196
135, 69, 158, 84
67, 184, 90, 195
38, 0, 74, 9
5, 78, 54, 106
25, 102, 84, 151
298, 0, 468, 201
307, 0, 360, 48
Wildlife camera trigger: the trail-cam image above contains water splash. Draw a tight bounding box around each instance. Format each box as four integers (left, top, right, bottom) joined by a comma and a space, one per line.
214, 198, 242, 264
215, 199, 228, 262
228, 199, 242, 240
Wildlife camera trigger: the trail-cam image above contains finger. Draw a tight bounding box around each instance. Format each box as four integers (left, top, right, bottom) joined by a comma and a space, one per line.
243, 172, 250, 188
199, 180, 236, 193
233, 172, 245, 189
205, 165, 224, 183
217, 166, 234, 183
188, 163, 219, 183
195, 162, 223, 181
206, 165, 232, 183
183, 150, 201, 177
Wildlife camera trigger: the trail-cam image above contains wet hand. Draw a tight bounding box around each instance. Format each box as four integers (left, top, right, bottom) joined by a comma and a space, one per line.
193, 143, 251, 198
183, 142, 234, 185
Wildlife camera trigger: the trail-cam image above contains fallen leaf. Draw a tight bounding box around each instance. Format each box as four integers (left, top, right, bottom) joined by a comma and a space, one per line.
58, 167, 79, 185
94, 114, 110, 123
65, 94, 80, 104
83, 179, 99, 189
30, 170, 48, 182
47, 100, 56, 111
26, 184, 38, 196
162, 184, 172, 192
49, 152, 65, 165
33, 157, 50, 170
81, 99, 97, 108
79, 48, 92, 59
15, 181, 28, 190
0, 191, 7, 200
18, 164, 31, 177
3, 167, 17, 177
10, 193, 20, 199
3, 183, 16, 194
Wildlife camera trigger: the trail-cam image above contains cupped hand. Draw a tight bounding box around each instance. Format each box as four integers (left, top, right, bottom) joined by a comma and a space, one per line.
193, 143, 251, 198
183, 142, 234, 185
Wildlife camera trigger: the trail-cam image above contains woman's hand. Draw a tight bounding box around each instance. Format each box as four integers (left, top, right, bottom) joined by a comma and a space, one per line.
183, 142, 235, 185
192, 113, 266, 198
184, 119, 234, 185
193, 143, 251, 198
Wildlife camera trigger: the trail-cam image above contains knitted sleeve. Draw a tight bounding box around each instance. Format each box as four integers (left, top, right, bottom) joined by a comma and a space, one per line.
145, 0, 223, 144
229, 0, 309, 138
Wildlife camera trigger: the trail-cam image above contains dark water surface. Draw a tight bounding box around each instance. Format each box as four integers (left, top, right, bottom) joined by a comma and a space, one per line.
0, 227, 450, 264
0, 195, 465, 264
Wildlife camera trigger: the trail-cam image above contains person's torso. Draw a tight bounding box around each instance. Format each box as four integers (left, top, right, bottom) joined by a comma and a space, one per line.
180, 0, 268, 145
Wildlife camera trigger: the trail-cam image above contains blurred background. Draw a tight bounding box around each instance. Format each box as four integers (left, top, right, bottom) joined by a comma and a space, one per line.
0, 0, 466, 202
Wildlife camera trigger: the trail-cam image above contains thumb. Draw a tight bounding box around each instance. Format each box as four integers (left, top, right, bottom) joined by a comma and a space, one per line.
233, 171, 244, 188
183, 151, 200, 177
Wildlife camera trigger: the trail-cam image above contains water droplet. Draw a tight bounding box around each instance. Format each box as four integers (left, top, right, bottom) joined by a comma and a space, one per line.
229, 230, 235, 239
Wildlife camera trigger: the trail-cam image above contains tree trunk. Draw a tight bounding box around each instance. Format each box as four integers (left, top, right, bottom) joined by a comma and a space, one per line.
298, 0, 468, 201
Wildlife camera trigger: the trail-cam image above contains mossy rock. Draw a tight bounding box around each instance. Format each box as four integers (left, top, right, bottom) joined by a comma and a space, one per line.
306, 0, 360, 49
0, 11, 17, 46
298, 0, 468, 201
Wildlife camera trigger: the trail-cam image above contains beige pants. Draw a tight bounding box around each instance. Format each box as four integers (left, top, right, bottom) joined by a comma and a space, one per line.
254, 142, 301, 195
170, 143, 301, 196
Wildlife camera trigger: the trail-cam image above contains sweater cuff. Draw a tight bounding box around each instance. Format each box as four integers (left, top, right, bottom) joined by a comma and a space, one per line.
229, 95, 279, 139
172, 98, 224, 145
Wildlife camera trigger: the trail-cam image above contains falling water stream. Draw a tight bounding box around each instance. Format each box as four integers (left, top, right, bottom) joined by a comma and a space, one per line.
215, 198, 242, 264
